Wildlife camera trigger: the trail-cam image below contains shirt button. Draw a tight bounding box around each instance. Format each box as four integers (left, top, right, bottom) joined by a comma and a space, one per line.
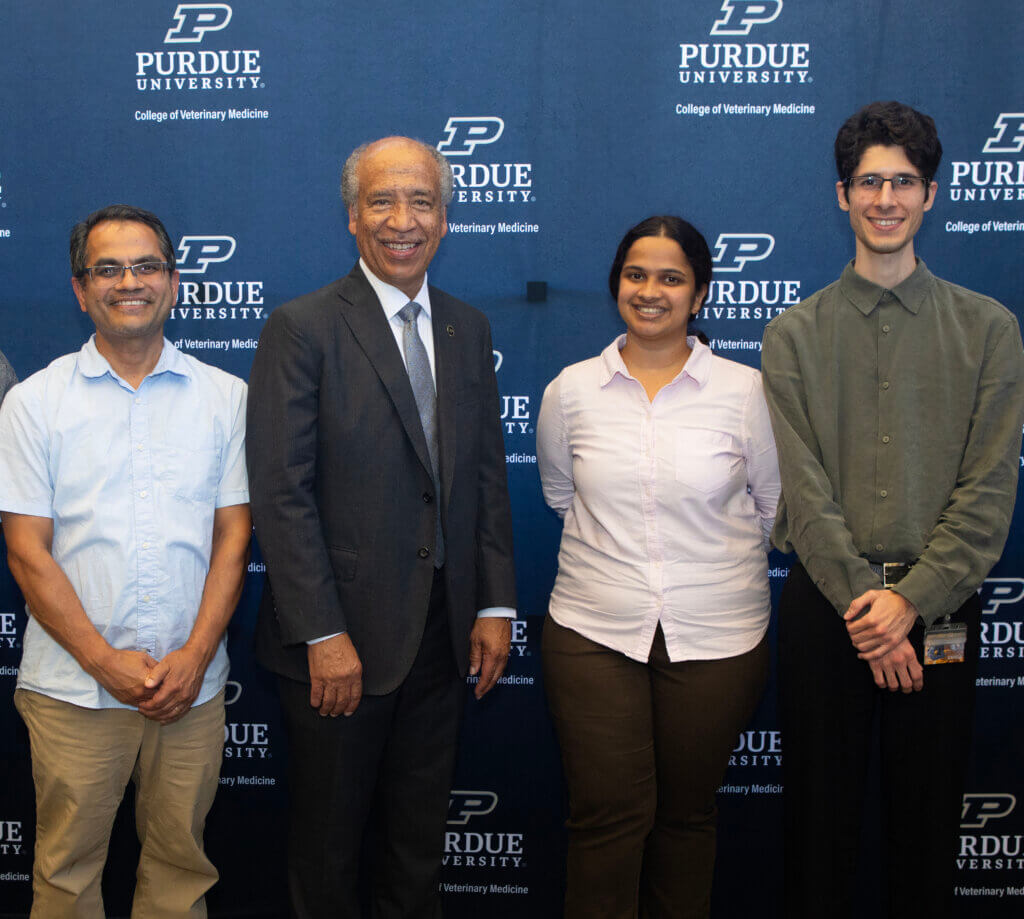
418, 547, 430, 559
422, 492, 433, 503
880, 489, 888, 498
875, 543, 884, 552
135, 397, 142, 405
881, 381, 890, 390
142, 542, 150, 549
139, 490, 148, 498
882, 324, 891, 333
137, 443, 144, 451
143, 594, 151, 602
882, 435, 891, 444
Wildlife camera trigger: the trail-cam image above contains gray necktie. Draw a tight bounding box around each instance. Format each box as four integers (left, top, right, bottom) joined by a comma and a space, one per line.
398, 301, 444, 567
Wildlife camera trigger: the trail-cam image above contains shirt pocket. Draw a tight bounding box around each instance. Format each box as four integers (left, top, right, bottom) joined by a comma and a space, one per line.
674, 428, 738, 494
153, 445, 222, 503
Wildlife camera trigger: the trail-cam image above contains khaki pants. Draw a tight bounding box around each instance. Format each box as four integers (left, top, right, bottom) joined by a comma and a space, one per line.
14, 688, 225, 919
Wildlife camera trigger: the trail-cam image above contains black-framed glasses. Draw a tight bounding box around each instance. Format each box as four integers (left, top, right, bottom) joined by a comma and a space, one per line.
81, 262, 171, 283
844, 174, 930, 196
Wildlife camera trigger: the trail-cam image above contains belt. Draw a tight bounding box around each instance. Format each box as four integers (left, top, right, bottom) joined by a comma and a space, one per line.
867, 561, 912, 588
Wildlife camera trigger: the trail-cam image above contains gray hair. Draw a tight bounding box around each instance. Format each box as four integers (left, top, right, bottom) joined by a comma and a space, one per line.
340, 137, 454, 210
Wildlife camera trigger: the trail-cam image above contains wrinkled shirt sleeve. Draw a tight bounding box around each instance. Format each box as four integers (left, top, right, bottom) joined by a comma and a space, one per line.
743, 372, 781, 552
894, 317, 1024, 623
537, 373, 574, 519
0, 380, 55, 518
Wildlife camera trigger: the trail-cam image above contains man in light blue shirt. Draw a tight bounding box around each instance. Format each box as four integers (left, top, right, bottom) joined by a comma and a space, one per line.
0, 205, 251, 918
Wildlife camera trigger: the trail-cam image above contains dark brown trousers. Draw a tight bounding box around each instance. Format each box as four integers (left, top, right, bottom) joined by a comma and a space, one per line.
543, 617, 768, 919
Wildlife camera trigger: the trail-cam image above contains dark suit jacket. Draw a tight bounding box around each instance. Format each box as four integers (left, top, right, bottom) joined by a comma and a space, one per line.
246, 263, 517, 695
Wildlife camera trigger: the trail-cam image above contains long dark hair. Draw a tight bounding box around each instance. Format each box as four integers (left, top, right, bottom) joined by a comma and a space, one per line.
608, 215, 712, 345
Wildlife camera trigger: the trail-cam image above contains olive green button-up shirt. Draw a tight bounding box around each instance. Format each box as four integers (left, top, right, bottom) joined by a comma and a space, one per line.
762, 260, 1024, 626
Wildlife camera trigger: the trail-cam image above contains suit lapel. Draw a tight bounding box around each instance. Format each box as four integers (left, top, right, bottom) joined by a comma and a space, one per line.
335, 266, 435, 480
431, 290, 458, 509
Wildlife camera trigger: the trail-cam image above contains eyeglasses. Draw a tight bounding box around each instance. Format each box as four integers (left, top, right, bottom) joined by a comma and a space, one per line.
844, 174, 930, 196
81, 262, 171, 284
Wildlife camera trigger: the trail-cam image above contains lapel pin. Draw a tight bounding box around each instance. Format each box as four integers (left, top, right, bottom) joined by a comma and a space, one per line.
446, 324, 455, 337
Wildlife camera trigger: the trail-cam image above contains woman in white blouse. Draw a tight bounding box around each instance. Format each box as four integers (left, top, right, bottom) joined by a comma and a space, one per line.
537, 216, 780, 919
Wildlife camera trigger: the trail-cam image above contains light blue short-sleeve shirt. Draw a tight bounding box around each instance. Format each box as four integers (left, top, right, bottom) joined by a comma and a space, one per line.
0, 336, 249, 709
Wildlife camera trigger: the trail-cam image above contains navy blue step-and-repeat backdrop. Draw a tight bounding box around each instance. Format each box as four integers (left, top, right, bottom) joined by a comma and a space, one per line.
1, 2, 1022, 916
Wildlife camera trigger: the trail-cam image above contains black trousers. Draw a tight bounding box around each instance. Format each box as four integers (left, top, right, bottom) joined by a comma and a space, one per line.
778, 561, 980, 919
278, 571, 463, 919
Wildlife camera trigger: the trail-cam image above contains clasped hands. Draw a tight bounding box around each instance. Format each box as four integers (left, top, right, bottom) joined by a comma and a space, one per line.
844, 589, 922, 693
93, 643, 211, 724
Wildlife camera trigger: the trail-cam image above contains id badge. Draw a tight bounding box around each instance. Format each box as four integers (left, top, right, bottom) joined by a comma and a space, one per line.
923, 620, 967, 666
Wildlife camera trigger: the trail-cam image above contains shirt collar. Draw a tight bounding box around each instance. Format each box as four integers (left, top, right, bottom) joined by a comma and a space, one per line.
839, 258, 934, 317
77, 335, 192, 383
598, 334, 712, 388
359, 258, 432, 322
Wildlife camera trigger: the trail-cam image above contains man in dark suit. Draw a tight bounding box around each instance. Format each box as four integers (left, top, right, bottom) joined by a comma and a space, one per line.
246, 136, 517, 919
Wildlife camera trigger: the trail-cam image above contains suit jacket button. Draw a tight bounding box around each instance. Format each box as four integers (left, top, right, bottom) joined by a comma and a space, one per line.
422, 492, 433, 503
418, 547, 430, 559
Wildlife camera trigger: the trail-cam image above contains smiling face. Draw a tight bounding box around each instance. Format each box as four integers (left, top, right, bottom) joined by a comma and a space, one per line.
71, 220, 179, 351
837, 143, 936, 279
348, 138, 447, 299
616, 234, 707, 347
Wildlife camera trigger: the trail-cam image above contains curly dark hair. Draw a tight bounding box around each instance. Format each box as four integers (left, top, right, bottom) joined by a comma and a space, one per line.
835, 101, 942, 202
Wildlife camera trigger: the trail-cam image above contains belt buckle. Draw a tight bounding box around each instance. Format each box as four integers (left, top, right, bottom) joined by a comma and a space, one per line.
881, 562, 910, 588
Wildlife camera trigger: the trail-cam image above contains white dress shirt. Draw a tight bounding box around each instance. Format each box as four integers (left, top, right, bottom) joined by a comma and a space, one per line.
537, 335, 779, 662
361, 258, 438, 382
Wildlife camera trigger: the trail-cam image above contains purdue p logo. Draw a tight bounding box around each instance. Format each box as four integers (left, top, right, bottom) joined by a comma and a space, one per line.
982, 113, 1024, 155
448, 790, 498, 824
961, 793, 1015, 828
978, 578, 1024, 615
176, 236, 237, 274
710, 0, 783, 37
437, 118, 505, 156
712, 234, 775, 272
165, 4, 233, 43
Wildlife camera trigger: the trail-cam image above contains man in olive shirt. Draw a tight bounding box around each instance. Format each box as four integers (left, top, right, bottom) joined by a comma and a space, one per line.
762, 101, 1024, 917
